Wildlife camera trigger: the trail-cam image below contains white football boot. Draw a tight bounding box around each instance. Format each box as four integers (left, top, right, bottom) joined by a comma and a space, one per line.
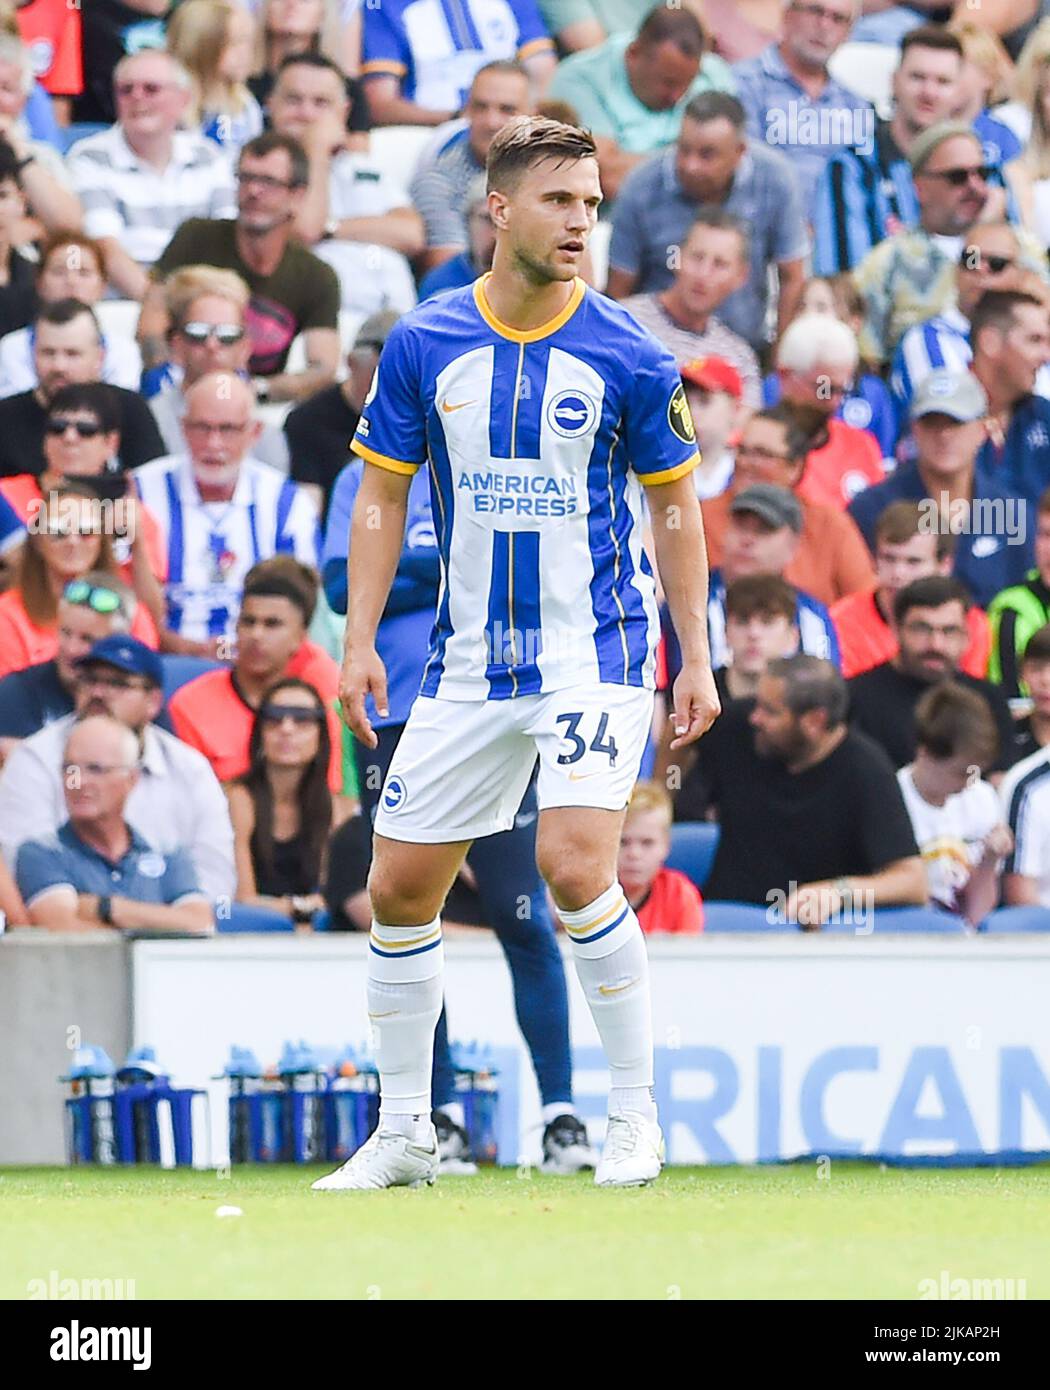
311, 1124, 439, 1191
594, 1111, 665, 1187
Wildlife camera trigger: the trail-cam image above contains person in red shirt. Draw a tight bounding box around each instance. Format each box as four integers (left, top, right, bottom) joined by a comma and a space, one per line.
701, 403, 876, 607
0, 482, 158, 679
617, 781, 703, 935
15, 0, 83, 111
774, 312, 884, 510
831, 499, 991, 680
0, 383, 167, 633
168, 555, 346, 791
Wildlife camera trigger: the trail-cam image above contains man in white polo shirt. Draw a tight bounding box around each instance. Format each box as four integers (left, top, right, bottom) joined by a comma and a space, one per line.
134, 372, 319, 655
1001, 745, 1050, 909
66, 49, 236, 301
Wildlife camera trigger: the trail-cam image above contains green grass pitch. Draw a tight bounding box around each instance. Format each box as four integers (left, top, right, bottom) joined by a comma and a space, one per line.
3, 1165, 1049, 1300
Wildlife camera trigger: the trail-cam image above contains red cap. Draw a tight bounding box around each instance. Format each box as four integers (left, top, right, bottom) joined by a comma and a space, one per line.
680, 356, 743, 400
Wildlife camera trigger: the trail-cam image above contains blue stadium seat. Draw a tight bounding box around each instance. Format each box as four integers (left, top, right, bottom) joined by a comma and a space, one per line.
979, 907, 1050, 934
703, 901, 790, 932
822, 907, 968, 934
160, 654, 223, 702
218, 903, 294, 933
666, 822, 720, 891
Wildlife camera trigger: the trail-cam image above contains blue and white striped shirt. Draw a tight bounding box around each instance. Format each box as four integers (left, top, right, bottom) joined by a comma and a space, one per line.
352, 275, 699, 700
134, 454, 319, 642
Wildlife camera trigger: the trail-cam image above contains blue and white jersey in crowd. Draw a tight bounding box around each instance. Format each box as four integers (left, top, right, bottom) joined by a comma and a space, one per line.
706, 569, 840, 670
361, 0, 554, 112
0, 487, 24, 559
135, 454, 319, 643
892, 306, 1050, 427
322, 459, 440, 729
352, 275, 699, 701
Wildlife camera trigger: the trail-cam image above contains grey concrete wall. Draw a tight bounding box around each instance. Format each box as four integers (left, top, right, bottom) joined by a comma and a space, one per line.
0, 930, 131, 1164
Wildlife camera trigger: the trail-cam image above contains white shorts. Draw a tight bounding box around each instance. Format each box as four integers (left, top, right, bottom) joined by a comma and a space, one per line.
373, 685, 655, 844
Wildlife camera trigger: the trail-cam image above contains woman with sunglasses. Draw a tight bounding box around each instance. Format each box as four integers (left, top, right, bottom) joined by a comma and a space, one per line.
0, 382, 168, 637
226, 676, 344, 925
0, 482, 158, 680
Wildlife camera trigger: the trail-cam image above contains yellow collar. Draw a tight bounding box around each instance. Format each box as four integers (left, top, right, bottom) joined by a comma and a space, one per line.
473, 273, 586, 343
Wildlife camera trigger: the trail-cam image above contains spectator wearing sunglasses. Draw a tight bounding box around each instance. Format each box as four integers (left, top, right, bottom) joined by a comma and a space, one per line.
851, 123, 1029, 367
0, 384, 167, 633
890, 221, 1050, 425
0, 483, 159, 682
0, 233, 143, 401
0, 633, 236, 904
147, 266, 288, 471
0, 300, 166, 482
138, 131, 341, 404
0, 568, 137, 764
169, 555, 347, 786
15, 713, 214, 935
66, 49, 238, 302
134, 372, 320, 655
226, 677, 352, 925
812, 27, 1017, 276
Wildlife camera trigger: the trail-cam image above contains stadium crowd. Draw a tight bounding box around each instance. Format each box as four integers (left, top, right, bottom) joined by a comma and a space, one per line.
0, 0, 1049, 954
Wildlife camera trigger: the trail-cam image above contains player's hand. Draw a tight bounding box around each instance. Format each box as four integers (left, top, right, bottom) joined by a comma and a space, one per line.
340, 643, 388, 749
668, 662, 721, 750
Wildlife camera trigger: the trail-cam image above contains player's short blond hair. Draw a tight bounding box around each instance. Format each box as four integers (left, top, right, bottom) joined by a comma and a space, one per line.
626, 781, 673, 828
164, 265, 250, 330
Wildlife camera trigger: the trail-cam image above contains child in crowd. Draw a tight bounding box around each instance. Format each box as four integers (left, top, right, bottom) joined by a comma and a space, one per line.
617, 782, 703, 935
898, 683, 1013, 926
168, 0, 264, 156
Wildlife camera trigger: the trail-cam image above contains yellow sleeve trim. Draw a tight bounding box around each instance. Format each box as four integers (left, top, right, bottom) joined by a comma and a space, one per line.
517, 38, 556, 59
360, 60, 409, 78
637, 453, 700, 486
352, 440, 422, 476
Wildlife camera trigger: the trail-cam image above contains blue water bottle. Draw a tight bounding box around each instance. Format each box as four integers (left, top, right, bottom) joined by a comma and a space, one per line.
61, 1046, 118, 1165
451, 1041, 499, 1164
279, 1041, 327, 1163
326, 1045, 361, 1162
222, 1046, 263, 1164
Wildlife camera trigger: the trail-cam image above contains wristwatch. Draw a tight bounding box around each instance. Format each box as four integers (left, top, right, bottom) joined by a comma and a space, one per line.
290, 896, 315, 924
98, 895, 114, 925
253, 376, 271, 404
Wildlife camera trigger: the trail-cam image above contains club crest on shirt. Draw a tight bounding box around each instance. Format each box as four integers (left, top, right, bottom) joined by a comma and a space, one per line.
668, 383, 695, 444
547, 390, 598, 438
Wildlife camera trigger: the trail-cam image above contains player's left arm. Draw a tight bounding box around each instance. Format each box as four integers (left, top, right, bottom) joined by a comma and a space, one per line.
626, 343, 720, 749
645, 475, 720, 751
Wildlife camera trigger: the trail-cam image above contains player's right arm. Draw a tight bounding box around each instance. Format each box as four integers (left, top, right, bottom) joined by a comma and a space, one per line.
338, 317, 427, 748
340, 464, 413, 747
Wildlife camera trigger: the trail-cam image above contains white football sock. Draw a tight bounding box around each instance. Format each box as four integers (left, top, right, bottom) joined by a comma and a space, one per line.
560, 885, 656, 1122
368, 915, 443, 1140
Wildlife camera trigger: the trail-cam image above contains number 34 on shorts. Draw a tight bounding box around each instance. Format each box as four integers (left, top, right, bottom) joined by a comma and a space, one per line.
372, 684, 655, 844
